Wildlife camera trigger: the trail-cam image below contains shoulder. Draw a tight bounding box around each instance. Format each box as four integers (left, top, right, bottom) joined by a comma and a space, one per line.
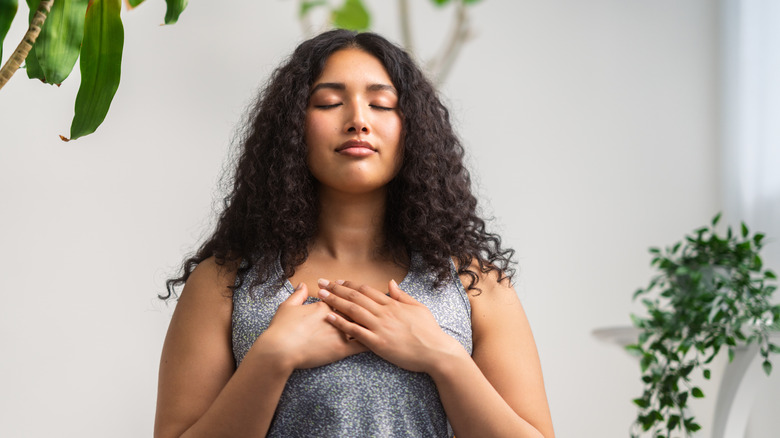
173, 257, 239, 324
453, 258, 523, 342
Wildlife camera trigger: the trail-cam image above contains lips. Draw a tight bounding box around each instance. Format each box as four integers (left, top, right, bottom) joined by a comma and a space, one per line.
336, 140, 376, 153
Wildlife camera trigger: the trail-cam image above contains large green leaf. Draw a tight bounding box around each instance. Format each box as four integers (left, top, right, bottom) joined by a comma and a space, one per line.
0, 0, 18, 63
34, 0, 88, 84
68, 0, 123, 140
164, 0, 188, 24
24, 0, 45, 80
128, 0, 145, 6
331, 0, 369, 31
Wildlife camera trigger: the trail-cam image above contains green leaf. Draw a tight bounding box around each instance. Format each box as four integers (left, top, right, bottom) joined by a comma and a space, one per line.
667, 414, 680, 431
703, 369, 711, 379
331, 0, 369, 31
463, 0, 481, 4
164, 0, 188, 24
33, 0, 88, 84
68, 0, 123, 140
300, 0, 327, 17
763, 360, 772, 376
766, 270, 777, 280
0, 0, 18, 63
633, 397, 650, 408
625, 344, 642, 356
691, 387, 704, 398
728, 347, 735, 362
430, 0, 452, 6
128, 0, 145, 6
754, 233, 765, 246
741, 223, 749, 238
769, 344, 780, 354
712, 212, 722, 226
24, 0, 45, 81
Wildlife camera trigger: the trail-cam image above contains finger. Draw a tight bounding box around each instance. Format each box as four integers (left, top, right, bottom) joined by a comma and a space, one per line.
337, 280, 392, 305
326, 312, 377, 346
283, 282, 309, 306
318, 286, 376, 326
388, 279, 417, 304
321, 279, 383, 312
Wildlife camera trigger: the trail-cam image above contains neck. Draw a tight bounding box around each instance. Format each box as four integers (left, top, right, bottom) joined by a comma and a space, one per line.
312, 186, 389, 262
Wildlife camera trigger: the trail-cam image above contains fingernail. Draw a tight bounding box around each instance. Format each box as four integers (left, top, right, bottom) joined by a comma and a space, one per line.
317, 278, 329, 288
335, 279, 345, 285
318, 288, 330, 298
295, 282, 304, 291
390, 279, 398, 288
326, 313, 336, 322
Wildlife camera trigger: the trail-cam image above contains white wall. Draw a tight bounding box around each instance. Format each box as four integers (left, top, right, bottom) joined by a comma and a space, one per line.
2, 1, 770, 437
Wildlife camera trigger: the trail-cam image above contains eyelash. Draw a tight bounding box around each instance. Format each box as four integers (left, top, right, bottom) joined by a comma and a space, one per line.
313, 103, 395, 111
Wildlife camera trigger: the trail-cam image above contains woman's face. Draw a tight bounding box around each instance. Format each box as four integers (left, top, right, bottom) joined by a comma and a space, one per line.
304, 48, 403, 195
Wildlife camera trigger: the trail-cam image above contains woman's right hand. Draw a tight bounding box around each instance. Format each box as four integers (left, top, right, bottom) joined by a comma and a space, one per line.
252, 283, 368, 370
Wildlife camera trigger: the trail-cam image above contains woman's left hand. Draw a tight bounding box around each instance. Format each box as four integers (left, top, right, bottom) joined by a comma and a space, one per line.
316, 279, 466, 373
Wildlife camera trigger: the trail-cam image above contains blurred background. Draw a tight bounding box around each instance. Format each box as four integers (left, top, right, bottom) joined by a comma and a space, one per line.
1, 0, 778, 436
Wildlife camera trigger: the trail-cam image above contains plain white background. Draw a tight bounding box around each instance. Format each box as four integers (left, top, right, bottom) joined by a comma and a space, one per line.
1, 1, 777, 436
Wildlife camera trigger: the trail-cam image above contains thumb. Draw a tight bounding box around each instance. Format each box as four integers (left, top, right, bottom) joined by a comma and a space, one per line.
285, 282, 309, 306
388, 279, 416, 304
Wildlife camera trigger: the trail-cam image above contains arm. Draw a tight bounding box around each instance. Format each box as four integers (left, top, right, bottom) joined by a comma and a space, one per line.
155, 259, 365, 438
318, 274, 554, 438
432, 271, 555, 438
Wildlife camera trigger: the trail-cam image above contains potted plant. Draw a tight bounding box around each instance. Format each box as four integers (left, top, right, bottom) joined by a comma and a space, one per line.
628, 213, 780, 437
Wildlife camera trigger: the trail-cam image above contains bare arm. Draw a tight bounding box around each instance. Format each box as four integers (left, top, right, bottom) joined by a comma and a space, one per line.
431, 271, 555, 438
155, 258, 365, 438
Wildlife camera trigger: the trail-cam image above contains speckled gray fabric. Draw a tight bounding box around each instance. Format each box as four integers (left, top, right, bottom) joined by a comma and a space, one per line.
231, 252, 472, 438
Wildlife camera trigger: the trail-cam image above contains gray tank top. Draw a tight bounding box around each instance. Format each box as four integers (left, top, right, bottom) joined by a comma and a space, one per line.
231, 252, 472, 437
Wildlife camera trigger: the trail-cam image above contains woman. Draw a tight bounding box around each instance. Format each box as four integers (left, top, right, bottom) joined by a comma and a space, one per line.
155, 30, 554, 438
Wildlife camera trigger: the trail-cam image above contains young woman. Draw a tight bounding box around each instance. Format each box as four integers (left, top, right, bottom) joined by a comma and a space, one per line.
155, 30, 554, 438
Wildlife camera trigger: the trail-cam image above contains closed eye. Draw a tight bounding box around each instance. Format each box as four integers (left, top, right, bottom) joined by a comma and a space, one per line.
314, 103, 342, 109
370, 105, 394, 111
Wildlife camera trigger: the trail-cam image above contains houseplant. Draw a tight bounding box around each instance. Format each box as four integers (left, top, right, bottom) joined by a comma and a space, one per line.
628, 213, 780, 437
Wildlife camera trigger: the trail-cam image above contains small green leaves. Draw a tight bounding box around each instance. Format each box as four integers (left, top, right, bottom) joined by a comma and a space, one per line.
331, 0, 369, 31
712, 212, 722, 226
67, 0, 123, 140
631, 216, 779, 437
0, 0, 18, 62
763, 360, 772, 376
164, 0, 188, 25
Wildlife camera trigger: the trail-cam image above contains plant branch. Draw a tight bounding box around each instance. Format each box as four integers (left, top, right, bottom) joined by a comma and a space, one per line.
426, 0, 471, 85
0, 0, 54, 91
397, 0, 414, 56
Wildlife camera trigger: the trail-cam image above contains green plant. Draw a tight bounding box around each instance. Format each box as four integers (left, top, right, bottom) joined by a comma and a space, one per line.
0, 0, 481, 140
628, 213, 780, 437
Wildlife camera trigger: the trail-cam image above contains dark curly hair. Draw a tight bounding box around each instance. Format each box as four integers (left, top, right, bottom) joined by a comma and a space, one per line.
163, 29, 514, 300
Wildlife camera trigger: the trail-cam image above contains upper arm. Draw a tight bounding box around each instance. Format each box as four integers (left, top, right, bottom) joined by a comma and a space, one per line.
464, 268, 555, 437
154, 258, 237, 438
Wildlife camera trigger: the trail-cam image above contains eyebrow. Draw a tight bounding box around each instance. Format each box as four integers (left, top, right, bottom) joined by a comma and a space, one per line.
310, 82, 397, 95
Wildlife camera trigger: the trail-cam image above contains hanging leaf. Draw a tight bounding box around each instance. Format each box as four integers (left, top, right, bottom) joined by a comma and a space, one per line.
33, 0, 88, 84
24, 0, 45, 80
0, 0, 18, 62
331, 0, 369, 31
164, 0, 188, 25
66, 0, 123, 140
763, 360, 772, 376
128, 0, 145, 6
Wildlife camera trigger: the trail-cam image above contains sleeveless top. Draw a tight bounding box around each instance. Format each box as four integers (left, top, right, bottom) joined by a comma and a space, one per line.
231, 252, 473, 437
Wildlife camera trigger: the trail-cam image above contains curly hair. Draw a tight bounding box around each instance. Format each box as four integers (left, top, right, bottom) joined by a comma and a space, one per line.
163, 29, 515, 300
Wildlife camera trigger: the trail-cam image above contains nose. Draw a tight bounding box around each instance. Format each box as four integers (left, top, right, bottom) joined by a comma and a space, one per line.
345, 103, 369, 134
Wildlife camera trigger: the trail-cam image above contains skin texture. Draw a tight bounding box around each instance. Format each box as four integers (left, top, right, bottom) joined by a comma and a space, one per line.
155, 47, 554, 438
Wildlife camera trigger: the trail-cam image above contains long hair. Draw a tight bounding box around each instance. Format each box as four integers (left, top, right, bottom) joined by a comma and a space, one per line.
163, 29, 515, 299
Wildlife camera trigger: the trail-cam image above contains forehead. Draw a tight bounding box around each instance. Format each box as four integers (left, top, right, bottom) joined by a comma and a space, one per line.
313, 48, 394, 87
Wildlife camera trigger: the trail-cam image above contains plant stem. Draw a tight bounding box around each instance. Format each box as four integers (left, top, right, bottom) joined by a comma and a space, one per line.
427, 0, 470, 86
398, 0, 414, 56
0, 0, 54, 91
